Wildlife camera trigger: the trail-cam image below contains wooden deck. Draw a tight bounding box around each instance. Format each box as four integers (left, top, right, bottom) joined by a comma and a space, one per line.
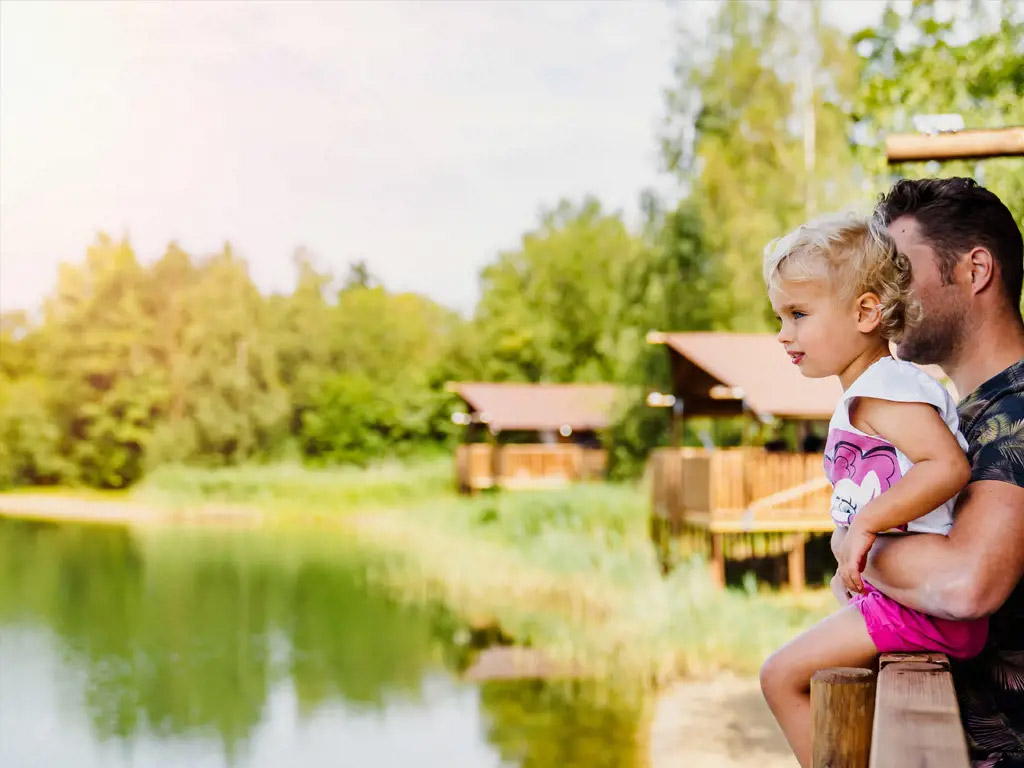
651, 447, 833, 533
650, 447, 833, 589
455, 444, 607, 492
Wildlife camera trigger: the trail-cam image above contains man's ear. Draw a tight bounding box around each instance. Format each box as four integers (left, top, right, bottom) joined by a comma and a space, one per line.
855, 292, 882, 333
967, 247, 995, 296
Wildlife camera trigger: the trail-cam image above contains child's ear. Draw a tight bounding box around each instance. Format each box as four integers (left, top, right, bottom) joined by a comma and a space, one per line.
855, 292, 882, 333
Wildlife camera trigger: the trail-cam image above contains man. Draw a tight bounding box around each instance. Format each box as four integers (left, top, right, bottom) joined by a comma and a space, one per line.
836, 177, 1024, 766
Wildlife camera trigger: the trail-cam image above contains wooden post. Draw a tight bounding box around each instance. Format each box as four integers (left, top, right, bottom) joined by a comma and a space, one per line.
811, 667, 876, 768
708, 532, 725, 588
869, 653, 969, 768
886, 126, 1024, 163
788, 535, 806, 594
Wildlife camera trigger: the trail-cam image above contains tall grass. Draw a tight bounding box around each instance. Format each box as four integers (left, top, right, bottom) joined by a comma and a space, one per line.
132, 460, 834, 684
133, 457, 453, 512
338, 481, 834, 684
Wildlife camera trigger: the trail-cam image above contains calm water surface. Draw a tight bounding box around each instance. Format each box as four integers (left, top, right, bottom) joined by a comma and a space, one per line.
0, 518, 643, 767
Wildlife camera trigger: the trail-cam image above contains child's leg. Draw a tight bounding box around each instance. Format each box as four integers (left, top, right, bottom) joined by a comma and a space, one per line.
759, 604, 878, 768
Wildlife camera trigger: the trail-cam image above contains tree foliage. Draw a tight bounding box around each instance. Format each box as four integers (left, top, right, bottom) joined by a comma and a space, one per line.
661, 0, 863, 330
853, 0, 1024, 226
2, 2, 1019, 487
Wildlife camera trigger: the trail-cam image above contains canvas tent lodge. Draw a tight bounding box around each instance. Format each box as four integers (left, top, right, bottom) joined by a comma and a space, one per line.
646, 331, 948, 591
447, 382, 620, 492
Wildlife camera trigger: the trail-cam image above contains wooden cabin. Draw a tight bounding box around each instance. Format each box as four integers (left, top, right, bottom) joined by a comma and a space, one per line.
646, 331, 948, 590
447, 382, 620, 492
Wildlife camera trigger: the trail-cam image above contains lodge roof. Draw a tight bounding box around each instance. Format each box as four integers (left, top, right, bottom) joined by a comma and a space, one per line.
447, 382, 621, 433
648, 332, 950, 421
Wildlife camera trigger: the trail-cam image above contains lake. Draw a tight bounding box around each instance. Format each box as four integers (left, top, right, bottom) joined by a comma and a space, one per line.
0, 517, 645, 767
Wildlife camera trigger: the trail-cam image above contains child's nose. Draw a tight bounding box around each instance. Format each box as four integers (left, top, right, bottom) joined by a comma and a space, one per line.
776, 324, 791, 344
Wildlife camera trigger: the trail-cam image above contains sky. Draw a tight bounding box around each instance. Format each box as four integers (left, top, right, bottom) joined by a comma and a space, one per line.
0, 0, 892, 317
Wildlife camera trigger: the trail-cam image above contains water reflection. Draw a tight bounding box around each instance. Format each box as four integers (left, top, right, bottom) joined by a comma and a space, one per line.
0, 519, 644, 767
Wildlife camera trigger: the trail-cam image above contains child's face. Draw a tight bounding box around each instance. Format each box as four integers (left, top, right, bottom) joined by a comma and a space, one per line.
769, 277, 866, 379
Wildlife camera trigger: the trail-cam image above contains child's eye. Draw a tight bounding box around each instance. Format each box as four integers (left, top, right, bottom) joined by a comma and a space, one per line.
792, 311, 806, 320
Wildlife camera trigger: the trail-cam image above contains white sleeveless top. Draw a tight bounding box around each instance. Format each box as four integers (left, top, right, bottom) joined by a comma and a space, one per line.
824, 356, 967, 534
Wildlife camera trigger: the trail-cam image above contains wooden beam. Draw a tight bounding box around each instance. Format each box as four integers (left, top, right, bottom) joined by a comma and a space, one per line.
869, 653, 969, 768
812, 667, 876, 768
708, 532, 725, 588
886, 126, 1024, 163
787, 536, 806, 594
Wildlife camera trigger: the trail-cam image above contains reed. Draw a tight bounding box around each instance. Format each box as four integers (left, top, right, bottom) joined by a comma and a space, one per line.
132, 461, 834, 684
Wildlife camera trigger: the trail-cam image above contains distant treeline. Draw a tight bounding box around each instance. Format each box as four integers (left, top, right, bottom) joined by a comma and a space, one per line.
2, 1, 1020, 488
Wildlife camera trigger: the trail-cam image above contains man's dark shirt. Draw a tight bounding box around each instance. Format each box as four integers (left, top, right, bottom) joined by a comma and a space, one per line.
952, 357, 1024, 767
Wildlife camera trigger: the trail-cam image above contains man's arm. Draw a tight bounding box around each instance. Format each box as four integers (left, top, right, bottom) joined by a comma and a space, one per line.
854, 480, 1024, 621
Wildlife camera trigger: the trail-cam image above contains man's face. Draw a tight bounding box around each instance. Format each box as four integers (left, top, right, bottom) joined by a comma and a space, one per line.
887, 215, 968, 365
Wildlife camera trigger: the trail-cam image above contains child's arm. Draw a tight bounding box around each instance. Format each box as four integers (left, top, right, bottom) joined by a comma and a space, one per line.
836, 397, 971, 594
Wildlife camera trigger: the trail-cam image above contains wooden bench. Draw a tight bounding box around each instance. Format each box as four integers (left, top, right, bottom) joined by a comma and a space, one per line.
812, 653, 970, 767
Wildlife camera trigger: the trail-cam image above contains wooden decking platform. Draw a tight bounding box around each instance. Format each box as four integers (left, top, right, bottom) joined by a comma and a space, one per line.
650, 447, 834, 589
455, 443, 607, 492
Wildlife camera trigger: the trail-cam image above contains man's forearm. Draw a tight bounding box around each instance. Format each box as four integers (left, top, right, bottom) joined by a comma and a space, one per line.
847, 480, 1024, 622
862, 534, 966, 620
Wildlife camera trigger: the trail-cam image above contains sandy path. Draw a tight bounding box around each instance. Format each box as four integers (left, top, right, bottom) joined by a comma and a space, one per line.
649, 674, 797, 768
0, 493, 260, 526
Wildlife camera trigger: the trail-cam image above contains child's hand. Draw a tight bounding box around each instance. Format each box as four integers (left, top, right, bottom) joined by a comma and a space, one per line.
837, 522, 876, 594
830, 572, 852, 605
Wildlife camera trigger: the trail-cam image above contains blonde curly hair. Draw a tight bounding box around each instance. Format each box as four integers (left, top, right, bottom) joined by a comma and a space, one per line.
763, 212, 921, 341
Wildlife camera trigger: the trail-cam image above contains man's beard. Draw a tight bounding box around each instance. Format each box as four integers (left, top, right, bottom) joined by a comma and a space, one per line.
895, 300, 965, 365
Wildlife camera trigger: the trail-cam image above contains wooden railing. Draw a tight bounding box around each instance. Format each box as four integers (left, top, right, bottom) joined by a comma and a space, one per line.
650, 447, 834, 533
812, 653, 970, 768
455, 444, 607, 492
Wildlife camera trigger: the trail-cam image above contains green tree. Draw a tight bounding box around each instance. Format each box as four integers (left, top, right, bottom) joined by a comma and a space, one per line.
853, 0, 1024, 226
661, 0, 863, 330
464, 197, 646, 383
33, 235, 165, 487
602, 196, 714, 477
0, 312, 68, 486
298, 284, 460, 464
265, 250, 335, 437
145, 243, 290, 467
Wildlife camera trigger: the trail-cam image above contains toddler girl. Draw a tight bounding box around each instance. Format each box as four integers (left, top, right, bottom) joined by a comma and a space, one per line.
758, 213, 987, 768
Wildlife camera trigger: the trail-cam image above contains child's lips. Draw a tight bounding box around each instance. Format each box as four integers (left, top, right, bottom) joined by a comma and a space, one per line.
789, 352, 804, 364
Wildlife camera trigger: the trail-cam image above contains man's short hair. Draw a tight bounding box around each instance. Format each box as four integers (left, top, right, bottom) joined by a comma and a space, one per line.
873, 177, 1023, 315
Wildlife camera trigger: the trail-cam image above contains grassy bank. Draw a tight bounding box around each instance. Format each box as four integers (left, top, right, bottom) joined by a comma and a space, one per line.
135, 458, 453, 512
346, 485, 832, 684
128, 460, 834, 686
2, 461, 832, 685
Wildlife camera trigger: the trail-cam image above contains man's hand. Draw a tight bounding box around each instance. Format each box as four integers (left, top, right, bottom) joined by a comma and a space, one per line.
830, 572, 852, 605
837, 521, 876, 594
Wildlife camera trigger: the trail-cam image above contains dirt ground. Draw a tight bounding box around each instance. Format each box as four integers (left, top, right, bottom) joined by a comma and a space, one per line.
649, 674, 797, 768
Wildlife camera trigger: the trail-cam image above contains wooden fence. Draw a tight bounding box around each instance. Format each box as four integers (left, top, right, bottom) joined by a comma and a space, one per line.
455, 444, 607, 492
812, 653, 970, 768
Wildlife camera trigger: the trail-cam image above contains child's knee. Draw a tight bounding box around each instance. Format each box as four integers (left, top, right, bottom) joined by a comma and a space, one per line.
760, 649, 797, 703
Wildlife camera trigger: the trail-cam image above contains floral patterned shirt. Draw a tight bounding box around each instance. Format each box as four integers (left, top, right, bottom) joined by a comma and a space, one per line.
950, 357, 1024, 768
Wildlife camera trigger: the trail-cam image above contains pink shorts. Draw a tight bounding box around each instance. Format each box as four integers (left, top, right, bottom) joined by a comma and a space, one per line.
853, 582, 988, 660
